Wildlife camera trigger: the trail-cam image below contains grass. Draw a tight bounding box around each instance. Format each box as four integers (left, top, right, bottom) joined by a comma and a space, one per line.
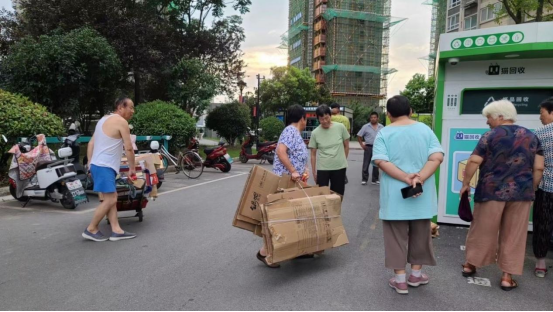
196, 145, 255, 159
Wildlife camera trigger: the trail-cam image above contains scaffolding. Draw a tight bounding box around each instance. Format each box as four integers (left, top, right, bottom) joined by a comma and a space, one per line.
287, 0, 404, 107
423, 0, 447, 77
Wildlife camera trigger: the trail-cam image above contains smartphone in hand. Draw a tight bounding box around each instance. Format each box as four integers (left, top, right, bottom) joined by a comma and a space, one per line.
401, 183, 423, 199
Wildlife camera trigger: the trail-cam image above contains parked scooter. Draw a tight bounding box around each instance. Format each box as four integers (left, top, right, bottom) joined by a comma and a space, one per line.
189, 137, 232, 172
60, 122, 90, 189
239, 129, 277, 165
5, 134, 88, 209
137, 140, 165, 188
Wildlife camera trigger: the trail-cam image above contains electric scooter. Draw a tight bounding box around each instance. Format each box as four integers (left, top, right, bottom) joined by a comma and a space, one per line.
239, 129, 277, 165
189, 138, 232, 172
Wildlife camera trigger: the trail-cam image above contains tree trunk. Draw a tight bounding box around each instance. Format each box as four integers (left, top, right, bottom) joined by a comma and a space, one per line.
536, 0, 545, 21
134, 69, 141, 104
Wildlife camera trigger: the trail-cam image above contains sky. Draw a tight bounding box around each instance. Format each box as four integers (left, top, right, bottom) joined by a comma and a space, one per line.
0, 0, 432, 102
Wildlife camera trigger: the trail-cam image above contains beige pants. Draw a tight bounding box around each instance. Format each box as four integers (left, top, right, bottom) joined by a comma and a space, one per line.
465, 201, 531, 275
382, 219, 437, 270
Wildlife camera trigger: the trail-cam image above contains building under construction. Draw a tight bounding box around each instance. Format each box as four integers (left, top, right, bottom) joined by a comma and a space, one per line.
286, 0, 405, 107
423, 0, 447, 78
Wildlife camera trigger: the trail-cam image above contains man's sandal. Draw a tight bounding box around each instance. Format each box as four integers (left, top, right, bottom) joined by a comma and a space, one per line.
534, 268, 548, 278
500, 278, 518, 291
462, 263, 476, 277
256, 251, 280, 268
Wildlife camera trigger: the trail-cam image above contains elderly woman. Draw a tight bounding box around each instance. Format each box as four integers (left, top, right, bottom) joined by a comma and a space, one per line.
372, 95, 444, 295
256, 104, 309, 268
461, 99, 544, 291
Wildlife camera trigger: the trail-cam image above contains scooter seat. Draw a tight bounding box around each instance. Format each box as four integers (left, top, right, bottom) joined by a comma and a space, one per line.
36, 160, 58, 171
204, 148, 215, 155
257, 141, 277, 148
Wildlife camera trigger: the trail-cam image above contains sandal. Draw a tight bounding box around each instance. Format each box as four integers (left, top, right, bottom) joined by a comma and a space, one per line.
534, 268, 548, 278
462, 263, 476, 277
256, 251, 280, 268
500, 277, 518, 291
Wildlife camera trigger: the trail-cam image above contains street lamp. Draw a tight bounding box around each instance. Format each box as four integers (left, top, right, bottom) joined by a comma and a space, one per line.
237, 80, 247, 103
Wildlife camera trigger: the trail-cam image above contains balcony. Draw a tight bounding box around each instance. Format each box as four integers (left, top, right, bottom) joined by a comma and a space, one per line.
315, 74, 325, 84
315, 5, 327, 18
463, 0, 477, 8
314, 20, 327, 32
315, 0, 328, 6
313, 60, 326, 71
314, 34, 326, 45
314, 47, 326, 58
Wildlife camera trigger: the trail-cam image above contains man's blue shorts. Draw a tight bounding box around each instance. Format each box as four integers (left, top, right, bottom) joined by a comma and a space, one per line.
90, 164, 117, 193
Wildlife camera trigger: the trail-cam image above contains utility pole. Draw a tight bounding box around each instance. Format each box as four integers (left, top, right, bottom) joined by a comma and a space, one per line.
255, 74, 265, 146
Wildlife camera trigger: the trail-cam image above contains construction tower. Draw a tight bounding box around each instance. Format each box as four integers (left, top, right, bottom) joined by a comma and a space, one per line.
422, 0, 447, 78
286, 0, 405, 108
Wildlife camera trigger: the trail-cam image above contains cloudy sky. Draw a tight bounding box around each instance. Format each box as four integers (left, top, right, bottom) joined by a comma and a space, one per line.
0, 0, 432, 101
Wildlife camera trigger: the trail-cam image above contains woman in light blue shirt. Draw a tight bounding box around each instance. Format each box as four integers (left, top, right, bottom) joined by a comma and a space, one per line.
372, 95, 444, 295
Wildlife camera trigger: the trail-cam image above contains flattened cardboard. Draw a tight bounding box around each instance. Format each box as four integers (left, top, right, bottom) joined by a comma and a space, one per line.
262, 194, 349, 264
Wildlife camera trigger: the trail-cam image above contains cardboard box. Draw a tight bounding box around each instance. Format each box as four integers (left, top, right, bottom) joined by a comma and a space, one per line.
261, 193, 349, 264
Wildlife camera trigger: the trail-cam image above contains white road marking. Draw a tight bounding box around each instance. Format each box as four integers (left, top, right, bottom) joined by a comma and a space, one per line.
460, 245, 466, 250
467, 277, 491, 287
157, 172, 248, 196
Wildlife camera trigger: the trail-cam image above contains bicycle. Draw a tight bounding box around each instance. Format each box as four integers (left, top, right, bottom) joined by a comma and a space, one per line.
159, 144, 204, 179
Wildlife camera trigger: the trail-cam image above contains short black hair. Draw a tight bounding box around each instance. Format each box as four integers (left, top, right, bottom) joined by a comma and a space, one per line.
315, 104, 331, 117
370, 112, 379, 118
540, 97, 553, 114
114, 96, 131, 110
286, 104, 306, 124
386, 95, 411, 118
330, 103, 340, 109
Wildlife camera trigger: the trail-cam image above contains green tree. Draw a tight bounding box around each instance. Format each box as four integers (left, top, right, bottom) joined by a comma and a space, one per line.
260, 66, 323, 114
350, 102, 374, 135
0, 89, 64, 173
130, 100, 196, 152
259, 117, 284, 141
0, 28, 123, 131
205, 102, 251, 145
495, 0, 553, 24
400, 73, 435, 114
0, 0, 252, 103
169, 58, 220, 117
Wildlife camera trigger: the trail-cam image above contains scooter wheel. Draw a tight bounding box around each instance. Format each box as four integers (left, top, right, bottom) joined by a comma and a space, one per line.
60, 186, 76, 209
239, 154, 248, 163
9, 183, 29, 202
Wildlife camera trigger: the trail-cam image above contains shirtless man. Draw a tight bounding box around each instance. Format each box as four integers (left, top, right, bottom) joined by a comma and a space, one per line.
82, 97, 137, 242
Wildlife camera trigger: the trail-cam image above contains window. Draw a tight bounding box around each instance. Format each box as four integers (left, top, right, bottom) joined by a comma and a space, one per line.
464, 14, 478, 30
447, 13, 460, 31
290, 56, 301, 65
449, 0, 460, 9
292, 40, 302, 50
481, 2, 502, 23
356, 72, 363, 78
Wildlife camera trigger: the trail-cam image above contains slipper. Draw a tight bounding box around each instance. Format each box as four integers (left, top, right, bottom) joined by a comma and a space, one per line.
462, 263, 476, 277
500, 278, 518, 291
534, 268, 548, 278
256, 251, 280, 268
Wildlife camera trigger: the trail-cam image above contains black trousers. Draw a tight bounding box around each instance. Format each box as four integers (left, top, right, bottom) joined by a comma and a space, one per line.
317, 168, 346, 196
533, 189, 553, 258
362, 145, 379, 182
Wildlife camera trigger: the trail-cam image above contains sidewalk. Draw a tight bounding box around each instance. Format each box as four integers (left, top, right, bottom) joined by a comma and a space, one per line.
349, 140, 362, 150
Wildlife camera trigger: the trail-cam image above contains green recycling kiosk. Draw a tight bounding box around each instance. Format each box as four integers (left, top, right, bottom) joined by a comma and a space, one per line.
433, 22, 553, 229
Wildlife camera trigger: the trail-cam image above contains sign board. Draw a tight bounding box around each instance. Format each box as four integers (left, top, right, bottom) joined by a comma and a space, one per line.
461, 88, 553, 115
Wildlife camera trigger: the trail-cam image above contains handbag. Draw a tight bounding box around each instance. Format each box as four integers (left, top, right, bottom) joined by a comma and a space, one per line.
458, 191, 473, 222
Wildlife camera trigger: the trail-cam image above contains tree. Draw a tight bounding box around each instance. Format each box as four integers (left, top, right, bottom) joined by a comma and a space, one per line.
130, 100, 196, 152
259, 117, 284, 141
495, 0, 553, 24
400, 74, 435, 114
0, 89, 65, 173
0, 0, 251, 103
260, 66, 324, 114
0, 28, 123, 131
205, 102, 251, 145
169, 58, 220, 117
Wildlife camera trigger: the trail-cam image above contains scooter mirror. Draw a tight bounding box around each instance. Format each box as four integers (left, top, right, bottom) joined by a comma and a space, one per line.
129, 124, 134, 130
1, 135, 6, 143
150, 141, 160, 150
58, 147, 73, 158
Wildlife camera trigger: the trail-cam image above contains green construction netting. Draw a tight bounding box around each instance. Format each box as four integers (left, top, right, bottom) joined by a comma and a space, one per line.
287, 23, 309, 40
419, 53, 436, 61
422, 0, 440, 5
321, 9, 406, 27
322, 64, 397, 75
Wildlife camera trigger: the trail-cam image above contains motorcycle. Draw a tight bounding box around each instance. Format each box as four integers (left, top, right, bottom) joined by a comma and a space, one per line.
239, 129, 277, 165
60, 122, 90, 190
189, 137, 232, 172
5, 134, 88, 209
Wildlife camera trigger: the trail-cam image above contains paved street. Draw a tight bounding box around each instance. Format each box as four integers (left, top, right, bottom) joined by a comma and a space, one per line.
0, 150, 552, 310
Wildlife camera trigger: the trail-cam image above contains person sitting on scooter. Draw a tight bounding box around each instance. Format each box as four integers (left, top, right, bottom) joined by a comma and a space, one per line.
257, 104, 309, 268
82, 97, 137, 242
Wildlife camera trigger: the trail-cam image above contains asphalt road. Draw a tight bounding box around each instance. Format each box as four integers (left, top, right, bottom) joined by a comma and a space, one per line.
0, 150, 552, 310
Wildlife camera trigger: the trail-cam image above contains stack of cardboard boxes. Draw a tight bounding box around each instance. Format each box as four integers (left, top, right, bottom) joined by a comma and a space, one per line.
233, 165, 349, 264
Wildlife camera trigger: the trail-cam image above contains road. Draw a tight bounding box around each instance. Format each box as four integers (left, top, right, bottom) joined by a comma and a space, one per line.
0, 150, 552, 310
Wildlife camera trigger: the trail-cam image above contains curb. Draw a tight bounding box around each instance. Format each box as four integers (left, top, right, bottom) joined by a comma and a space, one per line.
0, 186, 9, 197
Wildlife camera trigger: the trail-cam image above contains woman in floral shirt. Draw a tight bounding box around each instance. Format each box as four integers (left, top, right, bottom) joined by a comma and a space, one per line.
257, 104, 309, 268
460, 100, 544, 291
